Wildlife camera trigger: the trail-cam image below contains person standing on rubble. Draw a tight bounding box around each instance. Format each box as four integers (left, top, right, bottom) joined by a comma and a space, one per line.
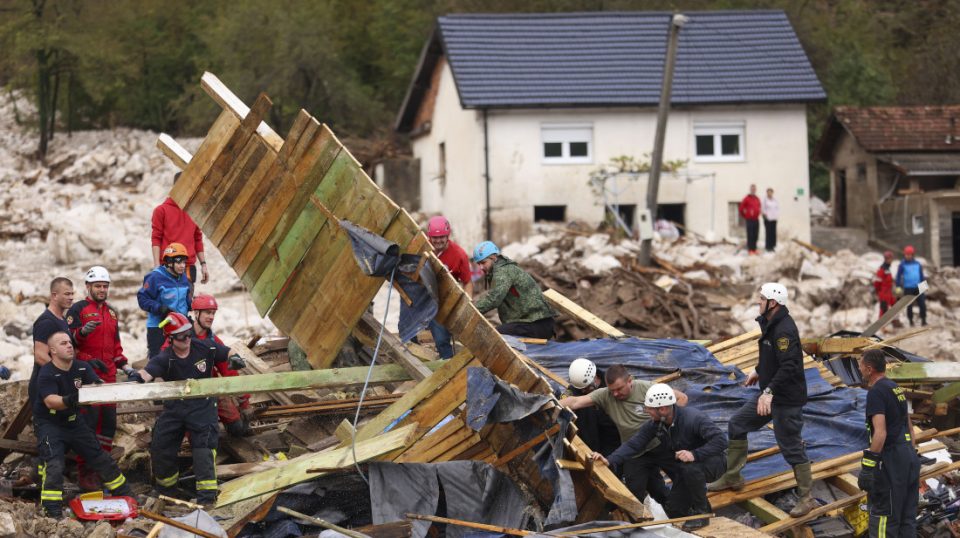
34, 332, 132, 517
739, 184, 762, 255
152, 173, 209, 286
857, 349, 919, 538
472, 241, 557, 339
138, 242, 193, 358
31, 278, 76, 404
873, 251, 896, 319
66, 266, 129, 491
423, 216, 473, 358
566, 358, 619, 456
592, 384, 727, 532
560, 364, 688, 505
895, 245, 926, 326
761, 188, 779, 252
128, 312, 246, 505
708, 283, 817, 517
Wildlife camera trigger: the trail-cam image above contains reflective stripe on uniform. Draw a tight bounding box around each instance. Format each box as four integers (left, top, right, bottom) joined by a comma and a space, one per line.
104, 474, 126, 490
40, 490, 63, 501
878, 515, 887, 537
156, 472, 179, 487
905, 433, 912, 441
197, 479, 218, 491
862, 458, 877, 467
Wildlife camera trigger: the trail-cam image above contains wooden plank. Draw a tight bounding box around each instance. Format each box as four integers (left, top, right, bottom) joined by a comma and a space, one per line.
225, 493, 279, 538
544, 288, 626, 338
888, 362, 960, 382
354, 312, 433, 381
801, 337, 876, 355
209, 147, 278, 245
494, 424, 561, 468
827, 473, 860, 496
861, 282, 927, 337
157, 134, 193, 170
706, 330, 761, 353
222, 338, 296, 406
692, 516, 773, 538
78, 361, 447, 404
169, 110, 241, 208
216, 423, 417, 507
0, 400, 32, 461
739, 498, 788, 524
200, 71, 283, 151
565, 435, 645, 517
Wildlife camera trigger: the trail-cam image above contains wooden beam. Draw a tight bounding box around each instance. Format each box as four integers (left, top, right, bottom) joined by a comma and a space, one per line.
556, 514, 713, 535
354, 312, 432, 381
79, 361, 447, 404
278, 507, 367, 538
0, 437, 37, 456
494, 424, 561, 468
827, 473, 860, 496
707, 330, 761, 353
157, 134, 193, 170
739, 498, 789, 524
334, 419, 356, 444
0, 400, 32, 461
226, 493, 279, 538
864, 326, 931, 350
800, 337, 876, 355
216, 423, 417, 507
544, 288, 626, 338
222, 338, 296, 406
404, 513, 532, 537
932, 382, 960, 404
564, 436, 646, 517
200, 72, 284, 151
140, 510, 223, 538
861, 282, 927, 337
887, 362, 960, 383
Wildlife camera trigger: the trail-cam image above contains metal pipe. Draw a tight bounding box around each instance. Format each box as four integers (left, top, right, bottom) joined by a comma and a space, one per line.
483, 108, 492, 240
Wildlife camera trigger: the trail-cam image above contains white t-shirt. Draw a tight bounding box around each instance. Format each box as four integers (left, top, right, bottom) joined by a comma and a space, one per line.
762, 196, 780, 221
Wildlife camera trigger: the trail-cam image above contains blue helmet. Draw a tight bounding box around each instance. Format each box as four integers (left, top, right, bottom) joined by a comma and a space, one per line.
473, 241, 500, 262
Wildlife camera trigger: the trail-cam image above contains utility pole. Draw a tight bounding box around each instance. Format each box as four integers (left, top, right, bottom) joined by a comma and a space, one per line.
638, 13, 688, 266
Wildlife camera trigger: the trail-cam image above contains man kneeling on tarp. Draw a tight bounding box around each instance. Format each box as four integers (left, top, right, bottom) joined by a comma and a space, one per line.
590, 383, 727, 531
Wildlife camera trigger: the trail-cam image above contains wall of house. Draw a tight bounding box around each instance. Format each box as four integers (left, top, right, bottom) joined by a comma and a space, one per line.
827, 130, 879, 230
874, 195, 931, 259
932, 195, 960, 267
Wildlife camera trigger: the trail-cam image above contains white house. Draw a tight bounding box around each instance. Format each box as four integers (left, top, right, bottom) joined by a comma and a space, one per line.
395, 11, 826, 248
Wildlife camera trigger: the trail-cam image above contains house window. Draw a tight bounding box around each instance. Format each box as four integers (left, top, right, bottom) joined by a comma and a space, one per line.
542, 124, 593, 164
694, 123, 745, 162
534, 205, 566, 222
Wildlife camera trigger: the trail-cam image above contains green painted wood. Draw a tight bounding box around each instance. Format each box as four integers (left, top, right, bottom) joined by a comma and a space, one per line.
887, 362, 960, 382
932, 381, 960, 404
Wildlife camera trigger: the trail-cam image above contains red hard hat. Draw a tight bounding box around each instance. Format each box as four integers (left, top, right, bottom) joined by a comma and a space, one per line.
159, 312, 192, 337
192, 294, 218, 312
883, 250, 893, 258
903, 245, 915, 256
426, 216, 451, 238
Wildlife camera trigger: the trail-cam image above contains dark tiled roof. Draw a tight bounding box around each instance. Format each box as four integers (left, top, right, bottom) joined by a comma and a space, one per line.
438, 10, 824, 108
833, 106, 960, 152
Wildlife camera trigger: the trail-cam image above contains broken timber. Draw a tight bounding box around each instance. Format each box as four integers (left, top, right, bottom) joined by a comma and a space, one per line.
158, 73, 644, 519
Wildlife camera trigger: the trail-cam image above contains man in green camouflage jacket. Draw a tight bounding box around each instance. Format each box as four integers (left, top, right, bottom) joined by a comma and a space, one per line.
472, 241, 556, 339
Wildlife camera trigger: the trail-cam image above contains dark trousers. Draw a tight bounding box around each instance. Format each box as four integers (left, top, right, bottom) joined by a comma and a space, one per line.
147, 327, 165, 359
151, 400, 220, 502
623, 457, 670, 505
624, 450, 725, 516
729, 396, 808, 466
77, 404, 118, 486
763, 218, 777, 251
904, 289, 926, 325
497, 317, 555, 339
429, 320, 455, 359
574, 406, 620, 457
36, 418, 129, 515
868, 443, 919, 538
745, 219, 760, 251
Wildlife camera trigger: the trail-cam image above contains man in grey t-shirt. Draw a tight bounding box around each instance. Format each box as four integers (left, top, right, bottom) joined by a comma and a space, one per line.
561, 364, 688, 504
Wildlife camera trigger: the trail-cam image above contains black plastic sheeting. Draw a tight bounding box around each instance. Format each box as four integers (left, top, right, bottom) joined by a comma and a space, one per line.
524, 337, 870, 481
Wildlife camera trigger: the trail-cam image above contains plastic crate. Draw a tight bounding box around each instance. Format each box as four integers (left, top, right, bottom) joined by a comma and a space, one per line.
842, 498, 869, 537
68, 494, 138, 521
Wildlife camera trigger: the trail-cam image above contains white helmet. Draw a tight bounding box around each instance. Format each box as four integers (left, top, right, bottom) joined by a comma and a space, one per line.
644, 383, 677, 407
85, 266, 111, 283
568, 358, 597, 389
759, 282, 788, 306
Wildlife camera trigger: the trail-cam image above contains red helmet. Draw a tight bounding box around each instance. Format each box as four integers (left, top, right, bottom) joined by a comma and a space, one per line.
903, 245, 915, 256
426, 216, 451, 238
159, 312, 192, 337
192, 294, 218, 312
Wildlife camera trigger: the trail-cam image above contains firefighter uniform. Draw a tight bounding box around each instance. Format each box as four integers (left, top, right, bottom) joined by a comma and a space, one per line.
863, 377, 920, 538
34, 360, 130, 517
146, 338, 229, 503
66, 298, 128, 487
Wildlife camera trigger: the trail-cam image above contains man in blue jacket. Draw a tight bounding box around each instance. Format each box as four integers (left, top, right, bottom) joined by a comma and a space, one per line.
138, 242, 192, 358
895, 245, 926, 326
591, 383, 727, 531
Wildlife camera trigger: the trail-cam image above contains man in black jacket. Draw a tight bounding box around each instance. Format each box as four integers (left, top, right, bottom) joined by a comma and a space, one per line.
592, 383, 727, 531
708, 282, 816, 517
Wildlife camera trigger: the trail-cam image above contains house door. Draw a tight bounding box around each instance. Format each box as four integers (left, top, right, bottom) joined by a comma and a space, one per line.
952, 212, 960, 266
835, 170, 847, 227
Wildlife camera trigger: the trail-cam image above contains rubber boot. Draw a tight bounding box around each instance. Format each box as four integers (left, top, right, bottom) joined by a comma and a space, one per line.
789, 462, 818, 517
707, 439, 747, 491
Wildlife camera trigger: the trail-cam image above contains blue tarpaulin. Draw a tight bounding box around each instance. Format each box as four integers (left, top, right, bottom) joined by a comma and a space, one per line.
524, 337, 869, 481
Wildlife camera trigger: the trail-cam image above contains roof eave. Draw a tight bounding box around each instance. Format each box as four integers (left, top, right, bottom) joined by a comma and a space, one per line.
395, 26, 444, 134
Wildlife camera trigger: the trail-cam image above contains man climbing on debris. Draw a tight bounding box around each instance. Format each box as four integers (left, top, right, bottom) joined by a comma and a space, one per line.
592, 384, 727, 532
161, 294, 253, 437
873, 251, 896, 319
34, 332, 132, 517
421, 216, 473, 358
708, 283, 817, 517
128, 312, 245, 505
739, 184, 762, 255
66, 266, 129, 491
895, 245, 926, 327
565, 358, 619, 456
138, 242, 193, 358
857, 349, 919, 538
560, 364, 688, 505
152, 173, 209, 285
31, 277, 76, 404
472, 241, 557, 339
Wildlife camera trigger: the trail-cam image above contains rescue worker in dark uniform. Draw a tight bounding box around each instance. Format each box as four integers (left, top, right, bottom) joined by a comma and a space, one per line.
66, 266, 129, 490
708, 282, 816, 517
129, 312, 245, 504
31, 277, 76, 404
592, 384, 727, 531
857, 349, 920, 538
34, 332, 131, 517
566, 358, 619, 456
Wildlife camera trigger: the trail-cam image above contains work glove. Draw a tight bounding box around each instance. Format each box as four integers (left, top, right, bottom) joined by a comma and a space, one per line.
225, 417, 254, 438
87, 359, 107, 371
127, 371, 145, 384
159, 306, 171, 317
0, 366, 10, 380
121, 365, 136, 377
858, 450, 881, 493
62, 394, 79, 410
227, 354, 246, 371
80, 320, 102, 336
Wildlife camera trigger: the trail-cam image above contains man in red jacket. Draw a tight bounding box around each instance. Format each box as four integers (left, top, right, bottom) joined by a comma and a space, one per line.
152, 173, 209, 284
873, 251, 896, 318
66, 266, 129, 490
739, 184, 762, 255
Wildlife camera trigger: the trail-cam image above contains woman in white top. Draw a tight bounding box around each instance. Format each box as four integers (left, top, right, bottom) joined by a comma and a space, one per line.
761, 188, 779, 252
